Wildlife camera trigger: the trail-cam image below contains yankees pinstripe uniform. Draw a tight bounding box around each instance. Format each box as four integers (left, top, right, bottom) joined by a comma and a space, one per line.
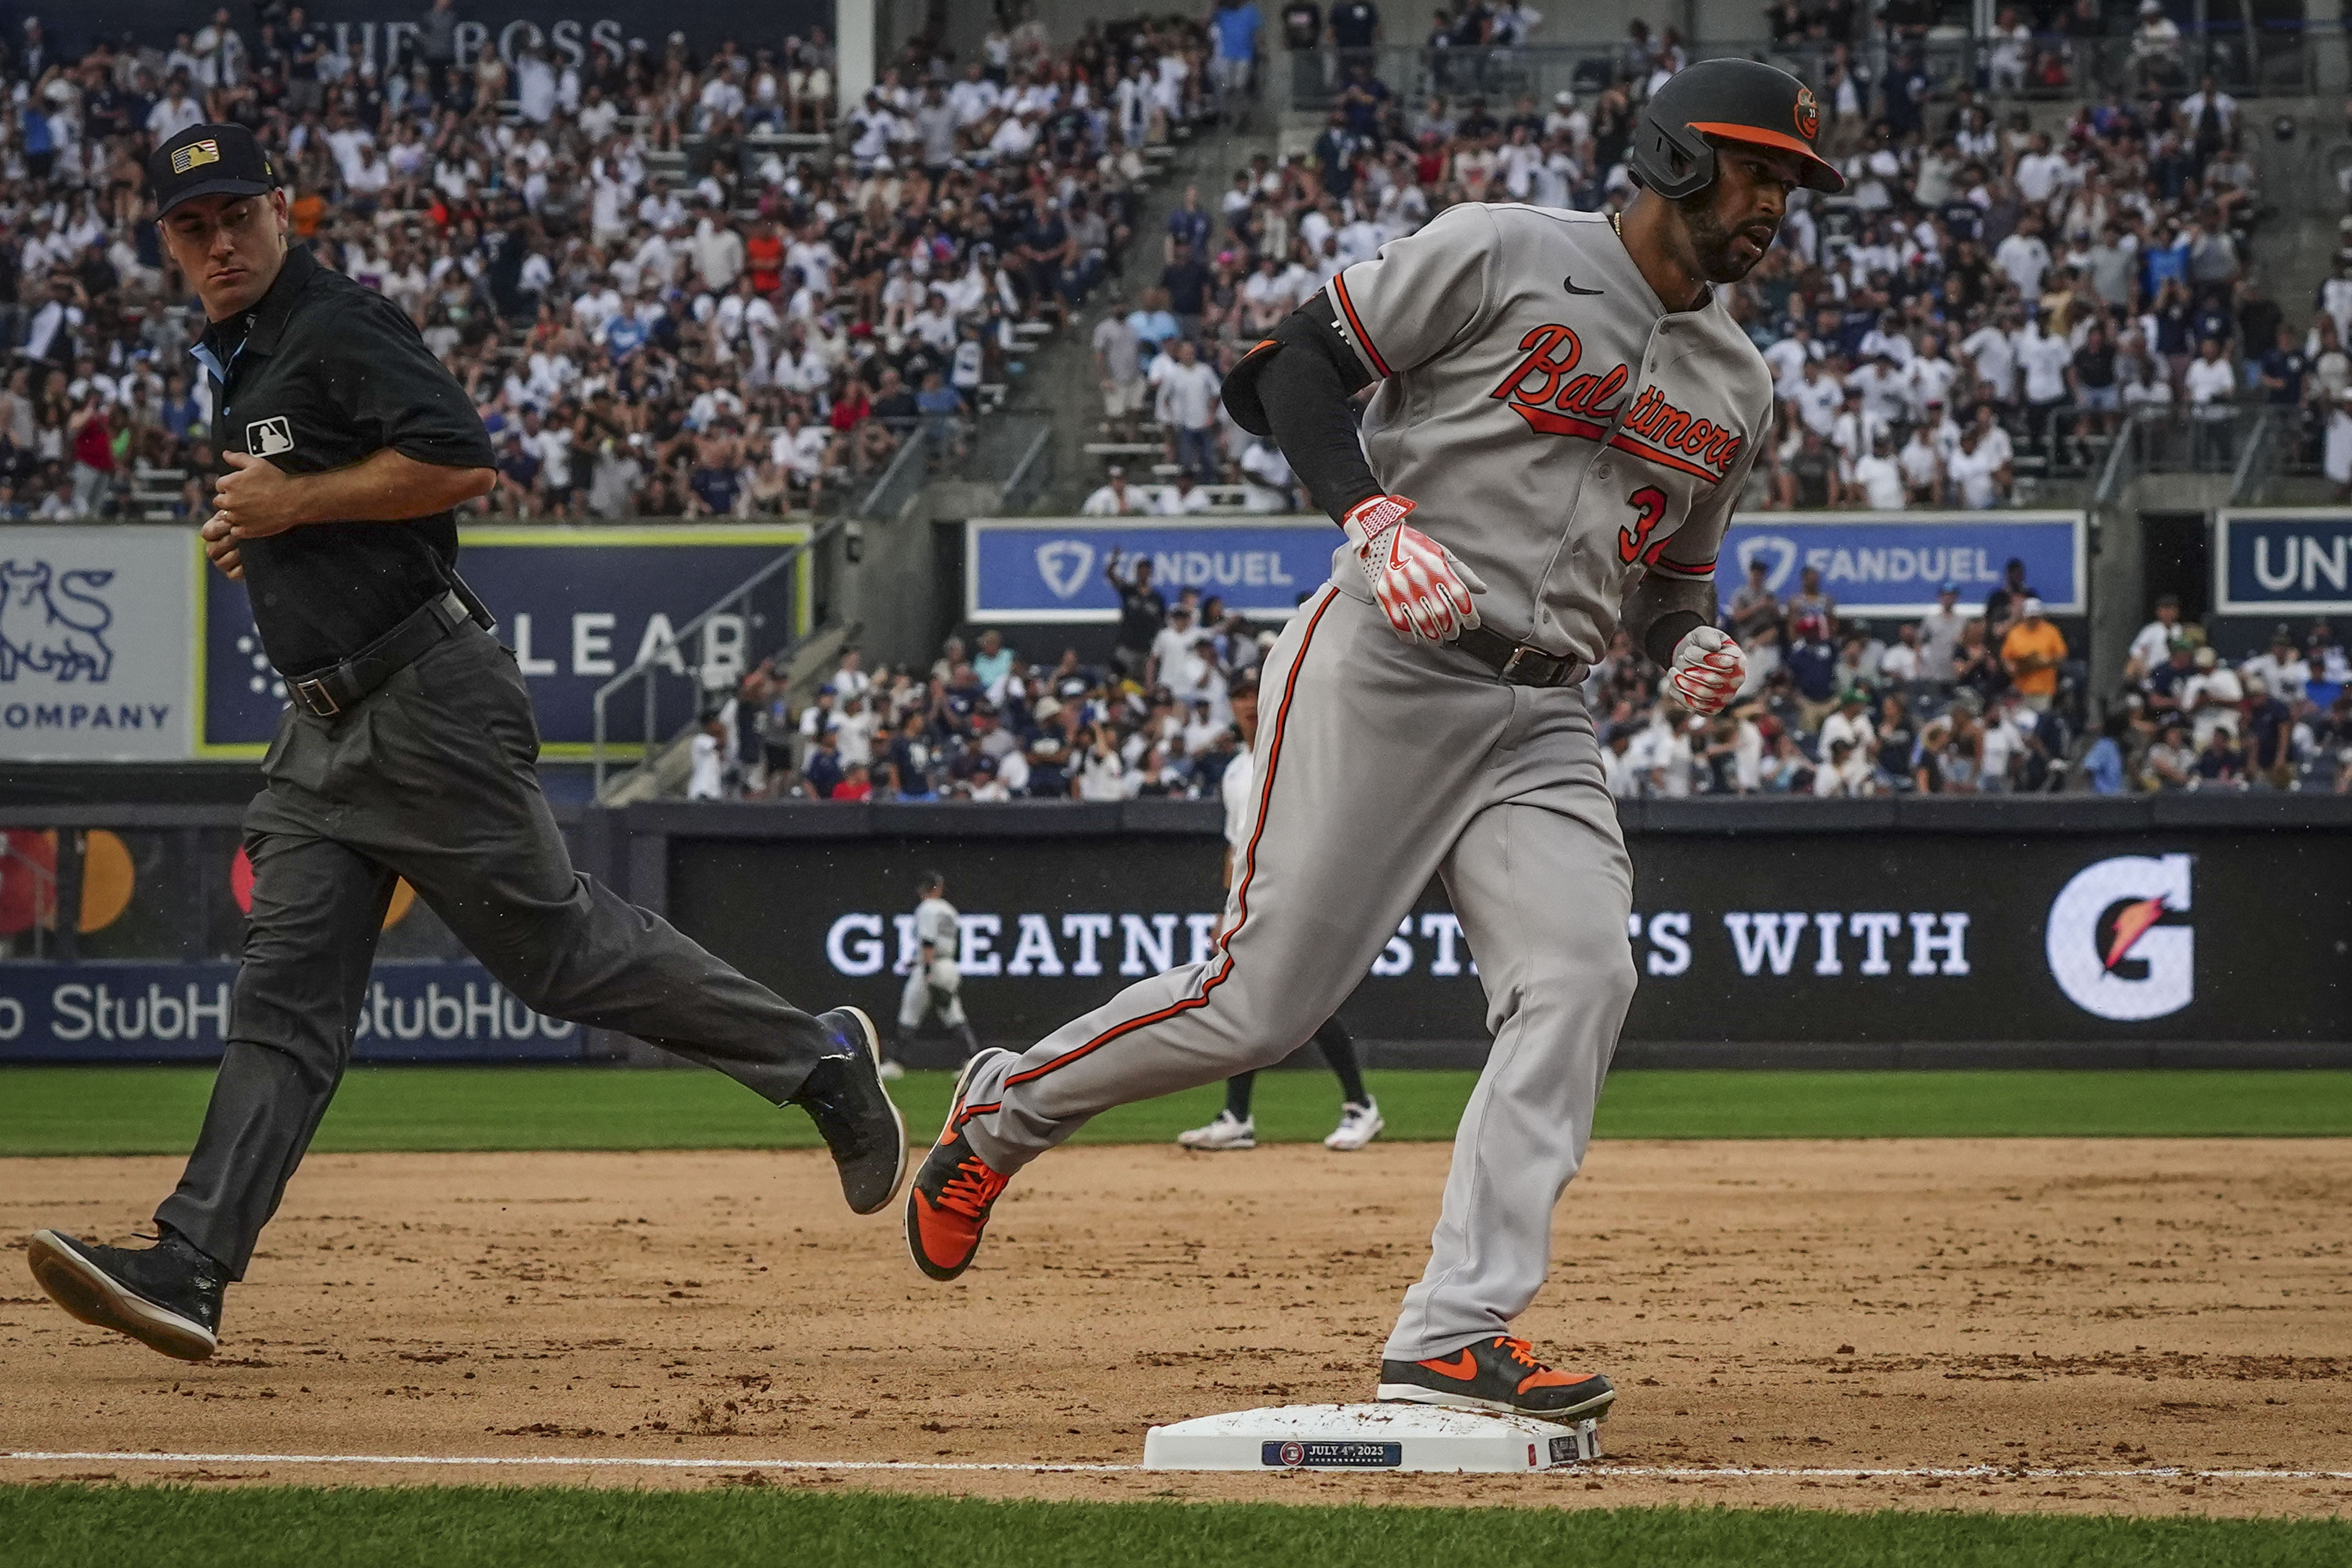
931, 200, 1771, 1360
900, 886, 981, 1060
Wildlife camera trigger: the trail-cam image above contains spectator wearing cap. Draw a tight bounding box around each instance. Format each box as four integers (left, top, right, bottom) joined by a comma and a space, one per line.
2184, 644, 2245, 750
2240, 625, 2309, 705
1898, 419, 1944, 505
1999, 597, 2067, 713
1983, 557, 2034, 640
1818, 688, 1877, 768
1784, 615, 1840, 733
1083, 465, 1149, 515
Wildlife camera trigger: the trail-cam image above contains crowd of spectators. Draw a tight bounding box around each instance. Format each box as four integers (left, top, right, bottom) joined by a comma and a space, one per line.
2102, 596, 2352, 793
1591, 554, 2078, 797
1072, 3, 2317, 521
0, 5, 1225, 520
697, 553, 1276, 803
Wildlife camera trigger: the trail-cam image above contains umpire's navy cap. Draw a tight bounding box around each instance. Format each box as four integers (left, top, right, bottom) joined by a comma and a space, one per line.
148, 123, 278, 216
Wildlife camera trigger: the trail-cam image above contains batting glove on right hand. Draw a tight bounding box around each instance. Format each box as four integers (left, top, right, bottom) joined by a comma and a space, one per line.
1343, 494, 1488, 646
1667, 626, 1747, 716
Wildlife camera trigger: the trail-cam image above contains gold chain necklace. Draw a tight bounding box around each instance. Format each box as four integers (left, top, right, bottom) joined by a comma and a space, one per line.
1609, 211, 1622, 236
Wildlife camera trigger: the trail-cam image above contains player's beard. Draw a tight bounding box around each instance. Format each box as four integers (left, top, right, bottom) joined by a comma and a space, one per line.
1676, 187, 1779, 284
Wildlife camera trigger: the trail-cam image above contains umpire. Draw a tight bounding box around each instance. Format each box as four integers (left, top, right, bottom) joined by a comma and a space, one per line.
25, 124, 908, 1363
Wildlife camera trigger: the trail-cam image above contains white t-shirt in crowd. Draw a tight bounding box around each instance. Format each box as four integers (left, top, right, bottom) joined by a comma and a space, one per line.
687, 732, 724, 799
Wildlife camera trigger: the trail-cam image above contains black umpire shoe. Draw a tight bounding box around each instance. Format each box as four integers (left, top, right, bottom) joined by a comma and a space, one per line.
27, 1227, 228, 1362
795, 1006, 910, 1215
1377, 1335, 1616, 1421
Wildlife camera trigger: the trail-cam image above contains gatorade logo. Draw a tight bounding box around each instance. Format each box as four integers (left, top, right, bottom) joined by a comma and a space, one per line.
2045, 855, 2193, 1021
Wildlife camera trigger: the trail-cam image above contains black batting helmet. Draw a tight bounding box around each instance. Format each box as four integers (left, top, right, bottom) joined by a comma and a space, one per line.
1629, 59, 1845, 200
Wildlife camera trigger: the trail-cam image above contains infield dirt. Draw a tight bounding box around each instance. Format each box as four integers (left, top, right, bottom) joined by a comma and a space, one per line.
3, 1138, 2347, 1518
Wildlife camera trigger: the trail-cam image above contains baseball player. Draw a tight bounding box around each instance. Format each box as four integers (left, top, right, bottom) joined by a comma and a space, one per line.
907, 60, 1837, 1421
1175, 669, 1382, 1153
897, 872, 983, 1068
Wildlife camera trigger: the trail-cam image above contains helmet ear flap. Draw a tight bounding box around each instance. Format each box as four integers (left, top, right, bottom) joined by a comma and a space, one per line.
1631, 118, 1716, 201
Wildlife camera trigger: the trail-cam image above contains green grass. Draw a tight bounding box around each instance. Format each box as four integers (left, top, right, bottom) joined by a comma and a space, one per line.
2, 1068, 2350, 1158
0, 1486, 2345, 1568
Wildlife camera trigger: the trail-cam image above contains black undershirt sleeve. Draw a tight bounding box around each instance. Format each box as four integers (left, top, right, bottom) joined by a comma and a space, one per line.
1643, 609, 1707, 669
1243, 305, 1382, 523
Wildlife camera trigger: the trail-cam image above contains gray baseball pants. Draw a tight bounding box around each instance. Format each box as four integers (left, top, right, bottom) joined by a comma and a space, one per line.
957, 585, 1637, 1360
156, 624, 838, 1278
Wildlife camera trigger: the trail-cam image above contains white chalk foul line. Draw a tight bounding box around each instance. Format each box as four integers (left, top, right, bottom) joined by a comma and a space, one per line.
5, 1452, 2352, 1481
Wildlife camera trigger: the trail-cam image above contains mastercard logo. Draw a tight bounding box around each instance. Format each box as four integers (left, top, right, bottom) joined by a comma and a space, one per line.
229, 846, 415, 929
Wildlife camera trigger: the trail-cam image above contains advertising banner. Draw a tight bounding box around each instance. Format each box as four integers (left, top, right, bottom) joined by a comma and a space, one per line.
2216, 510, 2352, 614
0, 526, 197, 763
665, 827, 2349, 1051
966, 518, 1341, 622
0, 960, 584, 1063
54, 1, 832, 64
1717, 512, 2085, 618
201, 525, 808, 758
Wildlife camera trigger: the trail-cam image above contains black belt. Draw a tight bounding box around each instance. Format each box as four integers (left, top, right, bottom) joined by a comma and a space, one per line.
1455, 624, 1587, 688
286, 590, 476, 719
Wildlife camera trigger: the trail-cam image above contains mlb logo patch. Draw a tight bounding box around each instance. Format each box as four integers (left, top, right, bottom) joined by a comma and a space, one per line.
171, 139, 221, 174
247, 416, 294, 457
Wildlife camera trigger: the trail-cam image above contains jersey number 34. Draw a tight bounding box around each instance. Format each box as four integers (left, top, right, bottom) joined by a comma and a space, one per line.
1617, 486, 1673, 566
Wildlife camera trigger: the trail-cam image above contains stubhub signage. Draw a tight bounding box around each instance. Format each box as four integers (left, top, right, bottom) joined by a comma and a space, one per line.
966, 519, 1340, 622
1717, 512, 2084, 617
0, 960, 583, 1062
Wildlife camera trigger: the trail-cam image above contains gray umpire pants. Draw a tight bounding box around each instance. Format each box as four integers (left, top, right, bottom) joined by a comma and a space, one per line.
156, 623, 838, 1278
957, 585, 1637, 1360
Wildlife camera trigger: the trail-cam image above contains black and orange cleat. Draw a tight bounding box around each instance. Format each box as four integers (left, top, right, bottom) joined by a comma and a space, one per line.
1376, 1336, 1615, 1421
905, 1049, 1013, 1282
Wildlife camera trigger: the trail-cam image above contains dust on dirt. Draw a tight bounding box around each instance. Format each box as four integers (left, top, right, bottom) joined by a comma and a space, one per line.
3, 1138, 2348, 1518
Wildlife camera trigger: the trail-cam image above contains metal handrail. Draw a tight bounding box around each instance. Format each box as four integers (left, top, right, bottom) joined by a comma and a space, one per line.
999, 423, 1054, 513
852, 424, 934, 522
590, 517, 846, 797
2229, 406, 2282, 504
2092, 407, 2147, 509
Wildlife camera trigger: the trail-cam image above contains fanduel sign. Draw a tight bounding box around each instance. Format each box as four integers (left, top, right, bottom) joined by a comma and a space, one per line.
1717, 511, 2084, 617
965, 519, 1339, 622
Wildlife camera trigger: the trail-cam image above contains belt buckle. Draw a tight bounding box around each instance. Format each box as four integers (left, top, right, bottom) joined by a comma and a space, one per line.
294, 677, 341, 717
1499, 644, 1543, 684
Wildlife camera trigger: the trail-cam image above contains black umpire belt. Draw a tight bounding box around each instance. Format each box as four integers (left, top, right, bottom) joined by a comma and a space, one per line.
1455, 624, 1587, 688
285, 590, 476, 719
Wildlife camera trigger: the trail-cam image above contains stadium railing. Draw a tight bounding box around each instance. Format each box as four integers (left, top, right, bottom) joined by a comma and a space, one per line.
1283, 25, 2332, 114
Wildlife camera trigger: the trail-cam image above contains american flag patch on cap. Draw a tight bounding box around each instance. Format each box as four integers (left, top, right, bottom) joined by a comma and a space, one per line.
171, 140, 221, 174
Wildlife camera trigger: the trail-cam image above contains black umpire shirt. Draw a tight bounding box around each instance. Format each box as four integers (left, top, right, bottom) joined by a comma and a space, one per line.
194, 243, 495, 677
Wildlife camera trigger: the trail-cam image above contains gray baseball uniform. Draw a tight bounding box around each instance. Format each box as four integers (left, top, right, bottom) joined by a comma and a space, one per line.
900, 895, 968, 1032
954, 202, 1771, 1358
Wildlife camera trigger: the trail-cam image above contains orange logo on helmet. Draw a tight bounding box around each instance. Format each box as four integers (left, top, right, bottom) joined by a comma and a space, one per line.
1793, 87, 1820, 142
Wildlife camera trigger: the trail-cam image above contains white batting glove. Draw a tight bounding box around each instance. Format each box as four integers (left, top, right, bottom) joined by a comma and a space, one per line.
1667, 626, 1746, 716
1343, 494, 1487, 646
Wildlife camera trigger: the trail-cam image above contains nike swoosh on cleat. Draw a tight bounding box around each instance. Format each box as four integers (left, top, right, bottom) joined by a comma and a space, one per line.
1563, 275, 1603, 296
1420, 1349, 1480, 1380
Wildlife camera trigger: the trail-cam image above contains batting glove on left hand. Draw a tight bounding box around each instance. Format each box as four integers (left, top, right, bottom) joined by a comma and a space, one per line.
1667, 626, 1746, 716
1343, 494, 1488, 646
